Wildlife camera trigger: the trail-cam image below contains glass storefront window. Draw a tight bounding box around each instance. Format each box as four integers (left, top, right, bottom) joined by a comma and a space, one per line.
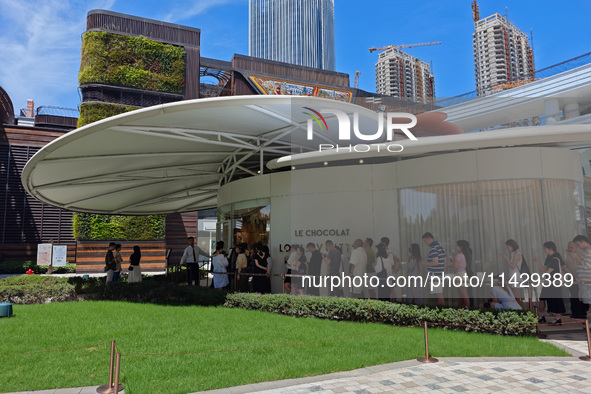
220, 198, 270, 247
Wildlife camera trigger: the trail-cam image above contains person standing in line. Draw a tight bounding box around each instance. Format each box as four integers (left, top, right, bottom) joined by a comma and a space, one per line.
363, 238, 377, 299
253, 243, 270, 293
375, 243, 392, 300
235, 244, 249, 292
453, 240, 471, 308
295, 246, 308, 295
349, 239, 368, 298
571, 235, 591, 321
533, 242, 566, 324
263, 244, 273, 288
565, 241, 589, 319
306, 242, 323, 296
112, 244, 123, 283
502, 239, 524, 308
324, 240, 343, 297
180, 236, 211, 286
284, 245, 299, 294
421, 232, 446, 306
212, 241, 229, 289
406, 243, 424, 305
128, 245, 142, 283
380, 237, 401, 301
105, 242, 116, 284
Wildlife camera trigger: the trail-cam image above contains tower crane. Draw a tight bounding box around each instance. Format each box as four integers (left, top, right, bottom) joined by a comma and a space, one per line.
369, 41, 442, 53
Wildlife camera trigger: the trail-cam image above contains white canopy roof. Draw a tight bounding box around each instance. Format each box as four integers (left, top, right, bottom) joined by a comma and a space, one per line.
27, 94, 589, 216
24, 95, 432, 214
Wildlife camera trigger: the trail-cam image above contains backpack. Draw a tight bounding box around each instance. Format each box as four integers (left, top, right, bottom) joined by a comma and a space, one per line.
519, 255, 530, 275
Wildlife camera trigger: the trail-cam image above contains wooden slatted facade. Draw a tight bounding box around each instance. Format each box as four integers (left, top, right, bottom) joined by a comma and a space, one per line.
165, 212, 198, 266
1, 124, 200, 269
75, 241, 166, 273
0, 126, 76, 262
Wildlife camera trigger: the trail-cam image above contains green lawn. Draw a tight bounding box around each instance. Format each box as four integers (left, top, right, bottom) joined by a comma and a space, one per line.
0, 302, 568, 394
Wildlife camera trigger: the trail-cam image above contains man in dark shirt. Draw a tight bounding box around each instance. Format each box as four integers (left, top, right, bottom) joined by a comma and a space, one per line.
324, 240, 343, 297
105, 242, 116, 284
307, 242, 323, 296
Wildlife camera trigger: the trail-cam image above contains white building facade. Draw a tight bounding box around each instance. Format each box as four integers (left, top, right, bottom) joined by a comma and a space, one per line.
249, 0, 336, 71
473, 13, 535, 97
375, 48, 435, 104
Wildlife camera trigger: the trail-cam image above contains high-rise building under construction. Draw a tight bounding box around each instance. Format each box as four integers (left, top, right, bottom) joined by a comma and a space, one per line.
249, 0, 335, 71
472, 2, 534, 96
374, 48, 435, 104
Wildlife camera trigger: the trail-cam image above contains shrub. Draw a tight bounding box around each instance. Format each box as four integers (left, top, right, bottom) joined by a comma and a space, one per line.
79, 31, 185, 94
223, 293, 538, 337
0, 276, 77, 304
0, 261, 76, 275
1, 276, 230, 306
72, 211, 166, 241
76, 103, 138, 128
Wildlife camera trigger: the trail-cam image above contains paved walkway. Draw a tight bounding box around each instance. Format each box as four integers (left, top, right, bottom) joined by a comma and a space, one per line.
4, 322, 591, 394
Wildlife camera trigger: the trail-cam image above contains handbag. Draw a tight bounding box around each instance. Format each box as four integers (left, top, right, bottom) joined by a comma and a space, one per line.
519, 255, 531, 275
375, 256, 384, 274
128, 265, 134, 271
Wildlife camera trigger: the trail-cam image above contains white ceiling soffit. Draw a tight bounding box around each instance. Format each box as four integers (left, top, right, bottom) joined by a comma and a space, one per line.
267, 124, 591, 169
22, 95, 389, 215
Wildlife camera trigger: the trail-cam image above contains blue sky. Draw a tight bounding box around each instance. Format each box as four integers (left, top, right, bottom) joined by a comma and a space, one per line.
1, 0, 589, 113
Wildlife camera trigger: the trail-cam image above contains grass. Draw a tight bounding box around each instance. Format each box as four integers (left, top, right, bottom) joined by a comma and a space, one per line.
0, 301, 568, 394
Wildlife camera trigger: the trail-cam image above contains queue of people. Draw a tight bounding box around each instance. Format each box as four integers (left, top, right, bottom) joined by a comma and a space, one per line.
103, 232, 591, 322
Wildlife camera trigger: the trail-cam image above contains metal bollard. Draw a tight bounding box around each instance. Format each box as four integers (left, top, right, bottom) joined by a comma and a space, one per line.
417, 322, 438, 363
96, 342, 123, 393
580, 320, 591, 362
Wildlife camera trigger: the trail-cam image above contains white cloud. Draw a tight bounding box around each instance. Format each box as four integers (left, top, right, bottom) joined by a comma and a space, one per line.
0, 0, 115, 113
163, 0, 243, 23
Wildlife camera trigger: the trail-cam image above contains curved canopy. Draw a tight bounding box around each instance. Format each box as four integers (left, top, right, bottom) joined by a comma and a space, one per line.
24, 95, 459, 215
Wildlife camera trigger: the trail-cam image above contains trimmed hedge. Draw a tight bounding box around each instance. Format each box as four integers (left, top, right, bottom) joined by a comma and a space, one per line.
0, 261, 76, 275
0, 276, 78, 304
223, 293, 538, 337
77, 103, 137, 128
72, 212, 166, 241
0, 276, 228, 307
79, 31, 185, 94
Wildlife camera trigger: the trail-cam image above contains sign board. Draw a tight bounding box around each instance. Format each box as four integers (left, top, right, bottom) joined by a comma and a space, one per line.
203, 220, 217, 231
37, 244, 53, 265
52, 245, 68, 267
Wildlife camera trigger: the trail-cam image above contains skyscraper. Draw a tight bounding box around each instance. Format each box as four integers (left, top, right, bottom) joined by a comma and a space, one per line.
375, 48, 435, 104
249, 0, 335, 71
472, 3, 534, 96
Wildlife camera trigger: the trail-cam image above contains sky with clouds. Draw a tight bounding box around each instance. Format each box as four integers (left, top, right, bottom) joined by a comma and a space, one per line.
0, 0, 589, 114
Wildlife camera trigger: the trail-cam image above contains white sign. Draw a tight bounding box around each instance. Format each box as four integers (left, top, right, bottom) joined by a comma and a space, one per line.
37, 244, 52, 265
52, 245, 68, 267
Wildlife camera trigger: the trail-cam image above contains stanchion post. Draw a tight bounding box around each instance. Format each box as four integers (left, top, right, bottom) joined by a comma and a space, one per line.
96, 341, 121, 393
580, 320, 591, 362
417, 322, 438, 363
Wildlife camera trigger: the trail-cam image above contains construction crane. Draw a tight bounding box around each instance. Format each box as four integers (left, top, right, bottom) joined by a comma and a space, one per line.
354, 71, 360, 89
472, 0, 480, 22
369, 41, 442, 53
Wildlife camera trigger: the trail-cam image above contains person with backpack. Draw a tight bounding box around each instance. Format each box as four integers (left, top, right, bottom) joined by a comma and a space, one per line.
502, 239, 525, 308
